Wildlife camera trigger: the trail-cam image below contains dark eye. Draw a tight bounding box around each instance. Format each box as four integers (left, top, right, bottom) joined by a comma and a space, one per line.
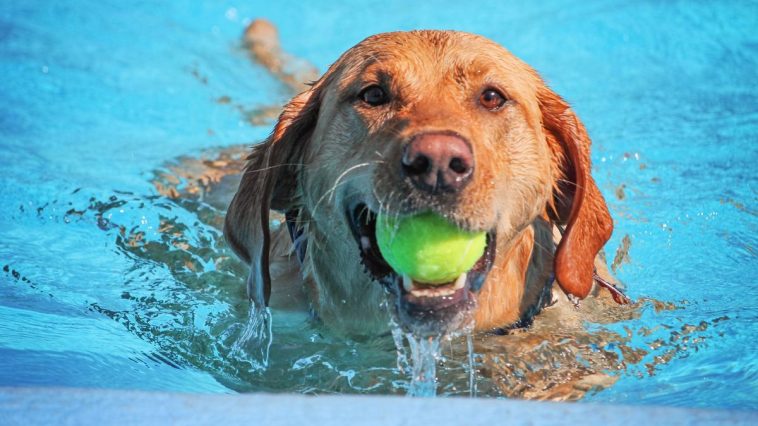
479, 88, 506, 110
359, 85, 389, 106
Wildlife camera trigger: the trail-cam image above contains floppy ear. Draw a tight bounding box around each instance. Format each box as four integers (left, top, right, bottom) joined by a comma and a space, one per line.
224, 87, 322, 307
539, 86, 614, 299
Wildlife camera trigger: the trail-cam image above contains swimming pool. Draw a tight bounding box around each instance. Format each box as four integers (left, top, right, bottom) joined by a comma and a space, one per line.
1, 0, 756, 410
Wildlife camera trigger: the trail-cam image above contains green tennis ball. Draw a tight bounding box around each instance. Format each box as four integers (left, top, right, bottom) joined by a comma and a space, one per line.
376, 212, 487, 285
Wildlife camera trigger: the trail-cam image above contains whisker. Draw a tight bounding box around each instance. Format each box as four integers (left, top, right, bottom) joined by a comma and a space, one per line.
532, 239, 554, 257
328, 162, 373, 203
311, 159, 390, 217
244, 162, 307, 175
311, 174, 362, 218
555, 178, 587, 191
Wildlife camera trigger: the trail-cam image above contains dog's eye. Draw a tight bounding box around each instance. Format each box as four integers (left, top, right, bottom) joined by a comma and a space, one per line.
359, 85, 389, 106
479, 89, 506, 110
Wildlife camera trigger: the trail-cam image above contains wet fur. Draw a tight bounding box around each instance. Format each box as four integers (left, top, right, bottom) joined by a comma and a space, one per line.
225, 26, 613, 335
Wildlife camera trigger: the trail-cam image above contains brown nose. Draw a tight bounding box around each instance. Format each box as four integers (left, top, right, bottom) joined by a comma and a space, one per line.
401, 133, 474, 194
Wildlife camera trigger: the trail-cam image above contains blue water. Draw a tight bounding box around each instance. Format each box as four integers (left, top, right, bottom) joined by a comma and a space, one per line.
1, 0, 756, 409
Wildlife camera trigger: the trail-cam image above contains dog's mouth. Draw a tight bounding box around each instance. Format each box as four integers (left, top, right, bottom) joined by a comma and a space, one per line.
347, 202, 496, 334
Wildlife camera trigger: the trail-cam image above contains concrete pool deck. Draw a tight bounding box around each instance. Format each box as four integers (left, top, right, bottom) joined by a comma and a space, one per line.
1, 387, 755, 425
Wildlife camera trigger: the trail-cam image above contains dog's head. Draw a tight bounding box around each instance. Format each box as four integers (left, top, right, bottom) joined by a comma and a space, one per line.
225, 31, 612, 336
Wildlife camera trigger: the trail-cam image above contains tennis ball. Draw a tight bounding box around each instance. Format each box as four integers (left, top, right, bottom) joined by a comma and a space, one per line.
376, 212, 486, 285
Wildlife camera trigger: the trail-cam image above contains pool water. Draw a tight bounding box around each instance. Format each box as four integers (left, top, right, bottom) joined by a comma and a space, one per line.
1, 0, 756, 409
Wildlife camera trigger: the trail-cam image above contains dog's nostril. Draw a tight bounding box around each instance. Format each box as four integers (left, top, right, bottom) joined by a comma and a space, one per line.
404, 154, 431, 176
449, 157, 468, 175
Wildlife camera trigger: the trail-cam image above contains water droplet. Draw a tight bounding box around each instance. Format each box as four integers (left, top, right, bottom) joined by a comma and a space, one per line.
225, 7, 238, 21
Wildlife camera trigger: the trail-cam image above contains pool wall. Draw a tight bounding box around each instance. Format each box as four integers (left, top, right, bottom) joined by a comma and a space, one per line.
1, 387, 755, 426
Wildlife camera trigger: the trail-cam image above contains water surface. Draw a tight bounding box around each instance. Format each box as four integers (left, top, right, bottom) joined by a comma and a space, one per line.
1, 0, 756, 409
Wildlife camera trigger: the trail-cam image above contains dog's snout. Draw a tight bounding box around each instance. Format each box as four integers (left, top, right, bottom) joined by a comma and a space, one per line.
401, 133, 473, 193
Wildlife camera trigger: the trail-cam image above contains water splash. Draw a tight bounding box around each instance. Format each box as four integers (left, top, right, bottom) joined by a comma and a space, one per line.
405, 333, 441, 397
389, 317, 411, 375
387, 306, 445, 397
467, 333, 477, 397
398, 331, 480, 397
229, 304, 273, 371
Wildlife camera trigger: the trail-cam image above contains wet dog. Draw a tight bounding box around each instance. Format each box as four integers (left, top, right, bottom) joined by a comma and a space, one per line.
224, 22, 621, 337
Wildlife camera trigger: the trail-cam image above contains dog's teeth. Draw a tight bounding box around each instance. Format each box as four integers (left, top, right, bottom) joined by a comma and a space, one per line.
405, 273, 467, 298
453, 272, 467, 290
437, 287, 454, 297
403, 274, 414, 292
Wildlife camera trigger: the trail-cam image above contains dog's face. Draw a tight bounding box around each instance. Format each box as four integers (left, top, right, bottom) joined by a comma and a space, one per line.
225, 31, 613, 336
303, 32, 554, 334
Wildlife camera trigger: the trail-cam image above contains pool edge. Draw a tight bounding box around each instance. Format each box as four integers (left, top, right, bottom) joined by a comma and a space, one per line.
0, 387, 755, 425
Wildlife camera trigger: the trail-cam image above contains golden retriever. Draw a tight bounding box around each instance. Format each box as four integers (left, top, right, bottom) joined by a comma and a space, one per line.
225, 25, 619, 337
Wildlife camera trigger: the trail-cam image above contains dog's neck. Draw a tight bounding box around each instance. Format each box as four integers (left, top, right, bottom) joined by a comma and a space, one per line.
473, 218, 555, 330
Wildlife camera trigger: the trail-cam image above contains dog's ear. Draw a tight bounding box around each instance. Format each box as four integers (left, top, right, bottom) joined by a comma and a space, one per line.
224, 86, 322, 306
539, 86, 613, 299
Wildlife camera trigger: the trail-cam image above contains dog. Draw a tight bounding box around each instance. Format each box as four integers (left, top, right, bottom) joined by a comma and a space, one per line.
138, 22, 714, 400
224, 24, 622, 337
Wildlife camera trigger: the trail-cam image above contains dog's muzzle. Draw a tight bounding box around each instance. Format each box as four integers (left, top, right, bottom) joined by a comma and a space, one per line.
347, 202, 496, 335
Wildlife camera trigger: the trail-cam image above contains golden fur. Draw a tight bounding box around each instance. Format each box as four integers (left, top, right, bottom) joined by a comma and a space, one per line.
225, 27, 613, 335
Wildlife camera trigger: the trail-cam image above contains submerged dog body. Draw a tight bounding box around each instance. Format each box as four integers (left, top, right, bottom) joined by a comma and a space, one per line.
225, 30, 613, 336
